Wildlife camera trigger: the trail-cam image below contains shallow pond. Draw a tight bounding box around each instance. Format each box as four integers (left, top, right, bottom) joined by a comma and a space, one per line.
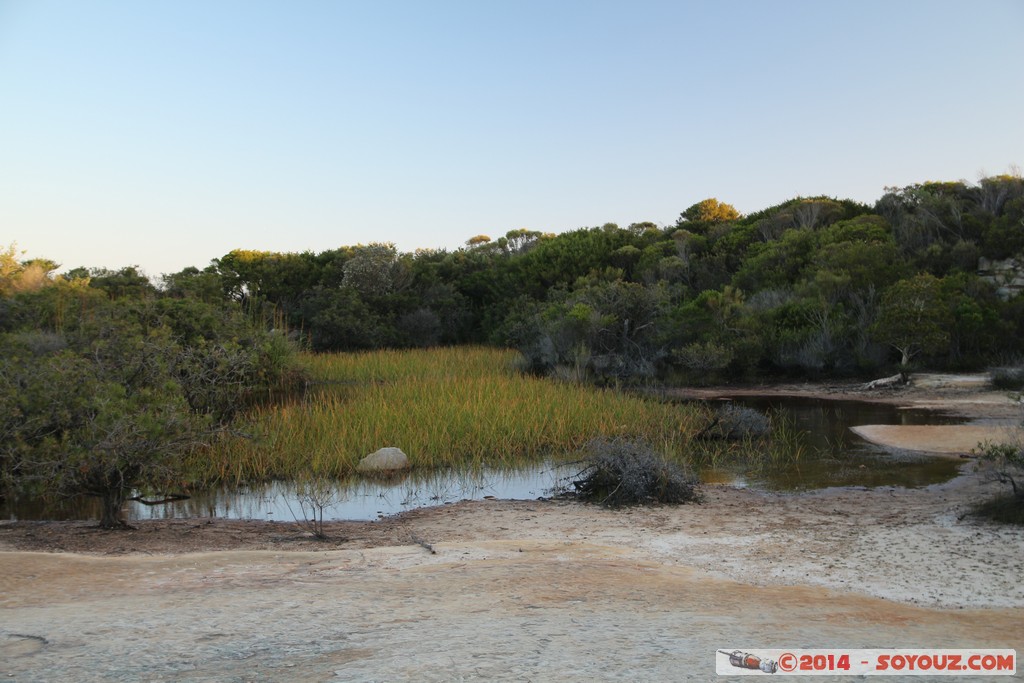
700, 396, 965, 491
3, 464, 582, 523
2, 396, 969, 522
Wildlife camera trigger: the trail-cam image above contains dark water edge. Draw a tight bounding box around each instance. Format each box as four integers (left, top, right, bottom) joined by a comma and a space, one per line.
2, 396, 968, 522
700, 395, 965, 491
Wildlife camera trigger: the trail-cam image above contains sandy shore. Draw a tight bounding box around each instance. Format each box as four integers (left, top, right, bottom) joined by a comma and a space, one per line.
850, 424, 1018, 455
2, 474, 1022, 681
661, 371, 1023, 421
1, 374, 1021, 681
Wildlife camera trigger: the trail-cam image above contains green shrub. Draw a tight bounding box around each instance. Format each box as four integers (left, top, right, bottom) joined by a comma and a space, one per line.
975, 439, 1024, 500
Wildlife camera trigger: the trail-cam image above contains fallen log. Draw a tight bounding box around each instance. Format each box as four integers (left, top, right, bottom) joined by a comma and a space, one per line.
861, 373, 905, 390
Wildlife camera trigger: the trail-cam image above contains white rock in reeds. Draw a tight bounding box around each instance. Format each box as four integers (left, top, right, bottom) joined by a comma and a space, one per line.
356, 447, 411, 473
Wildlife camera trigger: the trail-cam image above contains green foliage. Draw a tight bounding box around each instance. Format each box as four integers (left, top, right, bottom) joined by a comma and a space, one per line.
982, 199, 1024, 259
678, 198, 741, 226
940, 274, 1003, 367
298, 286, 383, 350
162, 265, 226, 303
0, 289, 302, 527
76, 266, 156, 300
512, 227, 637, 297
127, 174, 1013, 375
0, 327, 207, 527
813, 215, 905, 290
733, 228, 816, 291
6, 172, 1021, 390
877, 176, 1024, 268
871, 274, 952, 368
512, 278, 670, 383
975, 437, 1024, 501
741, 196, 871, 235
341, 243, 409, 297
214, 249, 323, 315
671, 341, 735, 383
501, 228, 544, 254
0, 244, 60, 296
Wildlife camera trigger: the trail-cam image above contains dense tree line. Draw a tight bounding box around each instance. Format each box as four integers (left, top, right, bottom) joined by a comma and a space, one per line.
146, 175, 1024, 383
6, 174, 1024, 383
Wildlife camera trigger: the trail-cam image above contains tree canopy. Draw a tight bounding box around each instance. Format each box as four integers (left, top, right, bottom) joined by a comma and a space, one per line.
678, 198, 741, 225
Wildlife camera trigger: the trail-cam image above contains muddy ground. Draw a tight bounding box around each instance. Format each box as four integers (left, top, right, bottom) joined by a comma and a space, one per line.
2, 376, 1022, 681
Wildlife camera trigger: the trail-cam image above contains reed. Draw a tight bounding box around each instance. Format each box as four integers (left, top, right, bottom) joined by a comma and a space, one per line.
194, 347, 714, 484
687, 407, 808, 469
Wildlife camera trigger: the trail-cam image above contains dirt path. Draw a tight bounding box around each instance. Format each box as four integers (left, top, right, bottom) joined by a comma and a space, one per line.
2, 374, 1021, 681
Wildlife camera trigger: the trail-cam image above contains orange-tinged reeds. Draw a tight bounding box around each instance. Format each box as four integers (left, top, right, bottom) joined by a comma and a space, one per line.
192, 347, 712, 484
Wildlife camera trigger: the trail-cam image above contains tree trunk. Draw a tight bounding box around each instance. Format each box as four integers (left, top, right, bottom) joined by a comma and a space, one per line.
99, 489, 129, 529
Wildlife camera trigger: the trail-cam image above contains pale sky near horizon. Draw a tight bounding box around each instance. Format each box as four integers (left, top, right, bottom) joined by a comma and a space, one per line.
2, 0, 1022, 278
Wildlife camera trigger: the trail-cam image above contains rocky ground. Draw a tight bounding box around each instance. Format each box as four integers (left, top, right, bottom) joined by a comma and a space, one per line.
1, 375, 1021, 681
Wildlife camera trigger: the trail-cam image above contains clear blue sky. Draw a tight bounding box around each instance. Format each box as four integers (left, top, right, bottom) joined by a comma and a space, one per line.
2, 0, 1022, 277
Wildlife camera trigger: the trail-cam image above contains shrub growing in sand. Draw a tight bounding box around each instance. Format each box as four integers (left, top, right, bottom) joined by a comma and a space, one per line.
976, 440, 1024, 501
989, 365, 1024, 391
973, 409, 1024, 523
569, 438, 700, 507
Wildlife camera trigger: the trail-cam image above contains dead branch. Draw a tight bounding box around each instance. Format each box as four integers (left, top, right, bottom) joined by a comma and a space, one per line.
126, 493, 191, 506
410, 532, 436, 554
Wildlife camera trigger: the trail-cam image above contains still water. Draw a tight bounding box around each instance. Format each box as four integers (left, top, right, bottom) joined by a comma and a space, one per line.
2, 396, 968, 522
701, 396, 964, 491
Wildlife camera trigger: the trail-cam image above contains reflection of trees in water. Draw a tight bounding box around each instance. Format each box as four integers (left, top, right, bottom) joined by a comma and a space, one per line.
702, 397, 964, 491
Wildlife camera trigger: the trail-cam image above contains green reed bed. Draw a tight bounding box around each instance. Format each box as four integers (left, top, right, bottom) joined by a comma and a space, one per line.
688, 408, 809, 467
196, 347, 713, 484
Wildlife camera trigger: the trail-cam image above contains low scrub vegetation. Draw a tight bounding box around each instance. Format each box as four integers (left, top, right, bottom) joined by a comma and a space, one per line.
969, 494, 1024, 525
14, 174, 1024, 387
975, 439, 1024, 501
989, 365, 1024, 391
972, 408, 1024, 523
568, 438, 700, 507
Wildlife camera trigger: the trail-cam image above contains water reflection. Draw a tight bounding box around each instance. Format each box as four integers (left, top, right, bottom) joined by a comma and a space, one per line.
138, 464, 580, 522
703, 396, 965, 491
2, 463, 581, 523
1, 396, 970, 522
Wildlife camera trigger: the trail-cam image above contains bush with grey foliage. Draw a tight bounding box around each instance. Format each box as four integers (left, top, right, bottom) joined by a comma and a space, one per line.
570, 438, 700, 507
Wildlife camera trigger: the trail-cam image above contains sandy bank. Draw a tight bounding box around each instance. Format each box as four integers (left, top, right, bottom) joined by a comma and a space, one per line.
3, 471, 1023, 681
850, 424, 1016, 455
